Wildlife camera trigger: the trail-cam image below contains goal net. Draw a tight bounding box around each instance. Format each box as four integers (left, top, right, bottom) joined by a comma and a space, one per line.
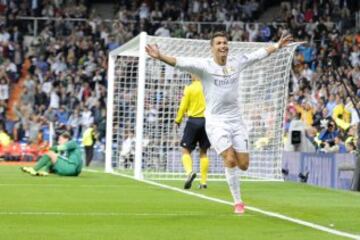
106, 32, 300, 181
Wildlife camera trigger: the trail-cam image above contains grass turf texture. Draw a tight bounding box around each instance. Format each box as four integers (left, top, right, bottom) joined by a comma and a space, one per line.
0, 166, 359, 240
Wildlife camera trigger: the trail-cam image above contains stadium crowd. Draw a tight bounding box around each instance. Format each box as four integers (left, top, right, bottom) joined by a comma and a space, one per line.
280, 0, 360, 153
0, 0, 359, 162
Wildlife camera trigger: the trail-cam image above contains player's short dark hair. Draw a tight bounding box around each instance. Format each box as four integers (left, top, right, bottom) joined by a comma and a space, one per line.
210, 31, 228, 46
60, 131, 72, 140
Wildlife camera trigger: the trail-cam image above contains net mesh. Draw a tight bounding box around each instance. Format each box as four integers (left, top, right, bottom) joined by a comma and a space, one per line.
109, 35, 299, 180
111, 56, 138, 170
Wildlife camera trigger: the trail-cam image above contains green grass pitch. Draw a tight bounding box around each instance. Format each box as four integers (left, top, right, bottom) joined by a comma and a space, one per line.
0, 166, 359, 240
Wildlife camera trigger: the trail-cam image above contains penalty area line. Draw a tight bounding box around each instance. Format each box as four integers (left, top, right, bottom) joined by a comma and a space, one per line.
91, 170, 360, 240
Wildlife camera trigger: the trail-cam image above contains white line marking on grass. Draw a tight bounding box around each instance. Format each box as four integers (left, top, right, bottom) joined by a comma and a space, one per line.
145, 178, 283, 182
94, 170, 360, 240
0, 211, 254, 218
0, 183, 135, 188
83, 169, 100, 173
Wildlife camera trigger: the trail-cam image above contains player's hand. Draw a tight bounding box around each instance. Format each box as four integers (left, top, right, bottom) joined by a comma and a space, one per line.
278, 32, 293, 48
49, 146, 57, 152
145, 44, 161, 59
174, 122, 180, 131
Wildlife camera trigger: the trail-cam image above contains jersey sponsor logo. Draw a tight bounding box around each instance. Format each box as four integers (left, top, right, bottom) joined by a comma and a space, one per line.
214, 75, 237, 87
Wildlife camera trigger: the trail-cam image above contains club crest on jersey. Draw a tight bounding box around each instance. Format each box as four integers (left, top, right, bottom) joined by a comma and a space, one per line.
222, 66, 234, 75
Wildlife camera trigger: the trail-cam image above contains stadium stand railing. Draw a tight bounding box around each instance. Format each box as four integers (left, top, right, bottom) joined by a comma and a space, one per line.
0, 16, 286, 38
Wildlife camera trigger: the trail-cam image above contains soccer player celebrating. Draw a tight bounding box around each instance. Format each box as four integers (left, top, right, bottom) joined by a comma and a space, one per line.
22, 132, 83, 176
175, 74, 210, 190
146, 31, 292, 214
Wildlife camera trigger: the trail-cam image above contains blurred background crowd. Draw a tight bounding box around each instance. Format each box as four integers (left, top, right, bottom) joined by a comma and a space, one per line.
0, 0, 359, 163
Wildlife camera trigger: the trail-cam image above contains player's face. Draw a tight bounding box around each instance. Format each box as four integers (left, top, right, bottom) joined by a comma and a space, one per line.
211, 36, 229, 59
58, 136, 69, 145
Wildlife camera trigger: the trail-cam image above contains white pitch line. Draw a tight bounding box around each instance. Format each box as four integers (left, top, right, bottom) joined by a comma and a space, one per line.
0, 183, 135, 188
0, 211, 253, 218
95, 170, 360, 240
144, 178, 283, 182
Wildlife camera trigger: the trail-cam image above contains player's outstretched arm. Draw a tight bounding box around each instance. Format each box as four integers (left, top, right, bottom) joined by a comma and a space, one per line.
266, 33, 293, 54
145, 44, 176, 67
240, 33, 294, 64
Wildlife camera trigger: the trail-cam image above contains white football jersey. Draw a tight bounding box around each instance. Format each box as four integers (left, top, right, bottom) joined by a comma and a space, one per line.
175, 48, 268, 121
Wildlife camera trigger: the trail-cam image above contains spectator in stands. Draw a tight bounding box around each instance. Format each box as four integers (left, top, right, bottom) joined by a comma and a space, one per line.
346, 141, 357, 154
346, 101, 360, 126
318, 120, 339, 149
21, 88, 35, 106
0, 25, 10, 43
0, 77, 9, 103
10, 26, 23, 45
326, 94, 337, 116
246, 23, 259, 42
350, 45, 359, 67
67, 108, 81, 139
106, 35, 120, 51
138, 2, 150, 20
80, 106, 94, 135
4, 59, 18, 83
295, 99, 315, 127
120, 131, 135, 168
49, 86, 60, 109
301, 64, 314, 82
0, 122, 11, 148
56, 105, 69, 127
154, 22, 171, 37
27, 114, 41, 144
34, 84, 49, 112
322, 135, 347, 153
230, 24, 245, 41
150, 3, 162, 22
0, 101, 6, 122
314, 107, 332, 129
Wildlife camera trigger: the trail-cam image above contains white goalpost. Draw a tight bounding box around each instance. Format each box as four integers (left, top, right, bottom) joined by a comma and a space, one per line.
106, 32, 300, 181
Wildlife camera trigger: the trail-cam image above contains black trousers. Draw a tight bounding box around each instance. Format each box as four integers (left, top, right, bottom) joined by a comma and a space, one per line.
85, 145, 94, 167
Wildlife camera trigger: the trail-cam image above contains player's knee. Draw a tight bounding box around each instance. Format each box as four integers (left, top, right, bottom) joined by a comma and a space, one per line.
229, 160, 238, 168
182, 148, 191, 155
199, 148, 207, 157
46, 151, 58, 162
221, 148, 237, 168
237, 155, 249, 171
238, 160, 249, 171
224, 157, 237, 168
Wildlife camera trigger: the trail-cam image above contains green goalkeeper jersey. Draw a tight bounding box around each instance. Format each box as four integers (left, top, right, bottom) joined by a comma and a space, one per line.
54, 140, 83, 168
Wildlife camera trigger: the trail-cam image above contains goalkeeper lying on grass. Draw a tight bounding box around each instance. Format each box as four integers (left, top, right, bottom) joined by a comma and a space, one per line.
22, 132, 83, 176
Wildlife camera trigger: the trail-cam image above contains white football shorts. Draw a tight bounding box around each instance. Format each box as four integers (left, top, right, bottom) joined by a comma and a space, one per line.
205, 118, 249, 154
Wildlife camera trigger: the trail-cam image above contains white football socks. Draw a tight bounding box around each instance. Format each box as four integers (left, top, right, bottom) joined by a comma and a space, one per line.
225, 167, 242, 204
